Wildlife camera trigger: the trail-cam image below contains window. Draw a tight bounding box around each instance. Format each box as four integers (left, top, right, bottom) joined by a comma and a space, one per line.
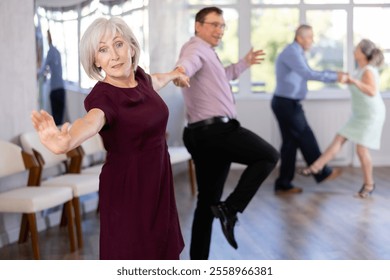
188, 0, 237, 4
36, 8, 79, 84
251, 8, 299, 93
252, 0, 299, 3
354, 0, 390, 3
79, 9, 103, 89
36, 1, 390, 94
304, 0, 349, 3
122, 10, 149, 70
36, 0, 148, 90
306, 9, 347, 91
353, 7, 390, 92
188, 0, 390, 95
62, 19, 79, 83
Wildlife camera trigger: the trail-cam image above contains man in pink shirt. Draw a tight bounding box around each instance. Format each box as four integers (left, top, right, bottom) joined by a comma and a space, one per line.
175, 6, 279, 260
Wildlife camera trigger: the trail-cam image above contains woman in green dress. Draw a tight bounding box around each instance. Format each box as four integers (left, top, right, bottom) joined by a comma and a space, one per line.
298, 39, 385, 198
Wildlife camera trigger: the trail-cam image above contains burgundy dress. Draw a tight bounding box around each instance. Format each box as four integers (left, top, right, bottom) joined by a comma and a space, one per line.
84, 67, 184, 259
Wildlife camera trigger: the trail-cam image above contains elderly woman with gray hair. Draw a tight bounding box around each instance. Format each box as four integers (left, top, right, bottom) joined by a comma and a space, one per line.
31, 17, 189, 259
299, 39, 386, 198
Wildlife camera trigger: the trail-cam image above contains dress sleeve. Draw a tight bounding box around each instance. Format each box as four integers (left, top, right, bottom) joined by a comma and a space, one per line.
84, 85, 117, 127
136, 66, 153, 87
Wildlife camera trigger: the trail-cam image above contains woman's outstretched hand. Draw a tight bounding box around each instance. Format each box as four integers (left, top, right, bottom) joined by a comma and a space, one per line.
31, 110, 71, 154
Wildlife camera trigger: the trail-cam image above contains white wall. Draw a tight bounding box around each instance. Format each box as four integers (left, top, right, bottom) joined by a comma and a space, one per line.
0, 0, 38, 248
0, 0, 37, 142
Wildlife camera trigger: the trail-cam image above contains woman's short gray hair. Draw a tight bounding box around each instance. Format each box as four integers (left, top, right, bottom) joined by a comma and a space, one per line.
80, 17, 141, 81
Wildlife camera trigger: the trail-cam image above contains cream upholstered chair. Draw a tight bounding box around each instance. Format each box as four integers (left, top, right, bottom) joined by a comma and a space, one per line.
78, 135, 196, 196
74, 133, 105, 213
20, 131, 99, 249
168, 146, 196, 196
79, 133, 106, 175
0, 140, 76, 259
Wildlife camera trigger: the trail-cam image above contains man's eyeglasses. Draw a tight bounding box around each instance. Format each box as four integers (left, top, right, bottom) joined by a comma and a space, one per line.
201, 21, 227, 31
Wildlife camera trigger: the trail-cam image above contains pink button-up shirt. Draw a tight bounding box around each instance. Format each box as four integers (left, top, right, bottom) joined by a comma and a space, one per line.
176, 36, 249, 123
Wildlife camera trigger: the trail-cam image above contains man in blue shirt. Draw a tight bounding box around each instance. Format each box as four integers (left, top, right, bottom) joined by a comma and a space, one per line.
38, 30, 65, 125
271, 24, 344, 194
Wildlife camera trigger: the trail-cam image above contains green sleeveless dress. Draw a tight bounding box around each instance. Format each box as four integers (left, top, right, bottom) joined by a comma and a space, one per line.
338, 65, 386, 150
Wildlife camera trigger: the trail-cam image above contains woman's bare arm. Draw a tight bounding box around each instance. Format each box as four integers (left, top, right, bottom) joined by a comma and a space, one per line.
150, 68, 190, 91
31, 108, 106, 154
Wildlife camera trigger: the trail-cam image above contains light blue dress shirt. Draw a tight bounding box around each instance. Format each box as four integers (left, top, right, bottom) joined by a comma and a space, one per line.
38, 44, 64, 91
274, 41, 338, 100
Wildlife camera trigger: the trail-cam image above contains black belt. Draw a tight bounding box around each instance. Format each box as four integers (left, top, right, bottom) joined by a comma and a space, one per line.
187, 116, 231, 129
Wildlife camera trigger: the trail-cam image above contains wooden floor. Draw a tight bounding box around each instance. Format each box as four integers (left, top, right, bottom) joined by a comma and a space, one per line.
1, 166, 390, 260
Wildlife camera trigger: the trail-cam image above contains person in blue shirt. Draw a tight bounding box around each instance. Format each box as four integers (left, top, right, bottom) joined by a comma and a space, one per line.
38, 30, 65, 125
271, 24, 345, 194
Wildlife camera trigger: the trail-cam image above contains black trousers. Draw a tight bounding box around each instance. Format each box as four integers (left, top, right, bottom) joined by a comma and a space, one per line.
183, 119, 279, 259
50, 88, 65, 125
271, 95, 332, 190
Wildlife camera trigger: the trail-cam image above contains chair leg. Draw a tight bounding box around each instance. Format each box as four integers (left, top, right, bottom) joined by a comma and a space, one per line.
26, 213, 40, 260
64, 201, 76, 252
60, 204, 67, 227
18, 214, 29, 243
72, 197, 84, 249
188, 159, 196, 196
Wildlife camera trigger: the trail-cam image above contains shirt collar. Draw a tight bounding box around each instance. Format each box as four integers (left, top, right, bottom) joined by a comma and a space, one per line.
292, 41, 305, 56
193, 35, 214, 49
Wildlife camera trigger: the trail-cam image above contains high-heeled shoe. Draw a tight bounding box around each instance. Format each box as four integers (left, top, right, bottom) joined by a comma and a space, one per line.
357, 183, 375, 198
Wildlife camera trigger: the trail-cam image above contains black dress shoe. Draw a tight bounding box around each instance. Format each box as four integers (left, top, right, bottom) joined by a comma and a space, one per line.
211, 202, 238, 249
